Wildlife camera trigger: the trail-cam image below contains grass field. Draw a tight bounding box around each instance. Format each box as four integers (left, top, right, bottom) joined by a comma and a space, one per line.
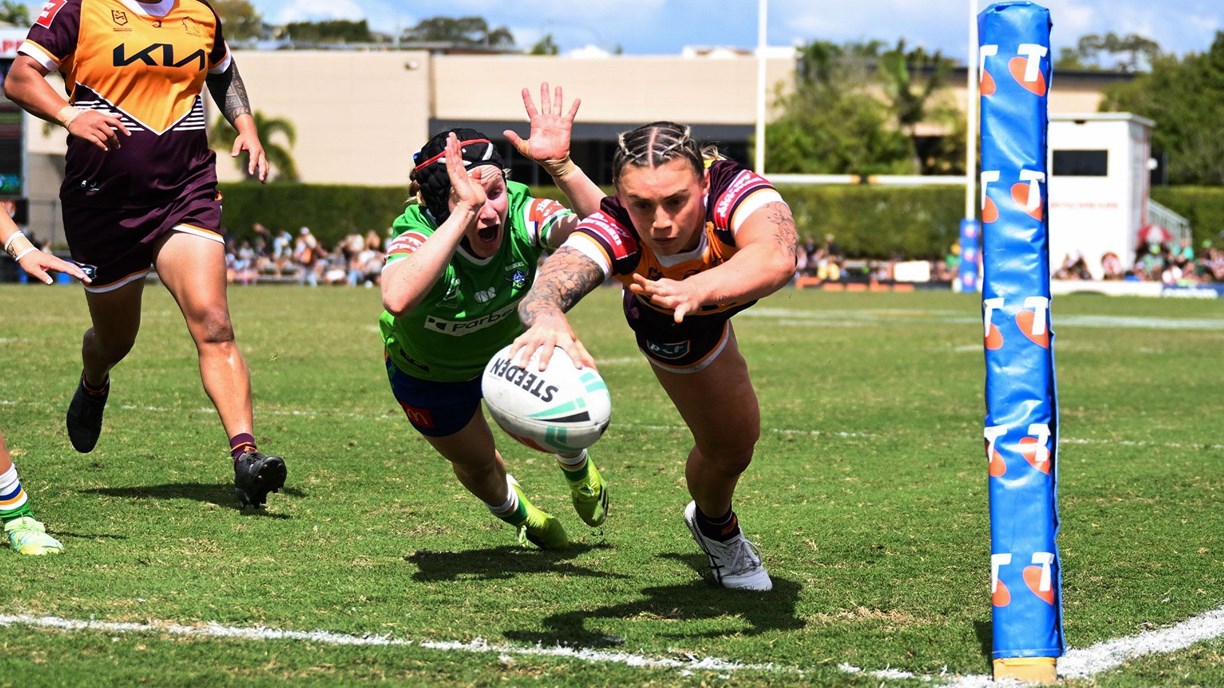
0, 283, 1220, 687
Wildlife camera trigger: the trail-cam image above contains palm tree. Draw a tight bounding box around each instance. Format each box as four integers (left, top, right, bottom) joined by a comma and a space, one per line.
877, 39, 954, 174
209, 111, 298, 182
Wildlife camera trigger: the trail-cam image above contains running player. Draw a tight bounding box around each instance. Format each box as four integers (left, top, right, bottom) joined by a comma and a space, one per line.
4, 0, 286, 508
514, 121, 798, 589
2, 210, 92, 554
380, 85, 607, 549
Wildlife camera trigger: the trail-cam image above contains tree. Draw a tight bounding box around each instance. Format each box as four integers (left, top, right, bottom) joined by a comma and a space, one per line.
766, 40, 913, 175
211, 0, 263, 42
1056, 32, 1162, 72
876, 39, 960, 174
402, 16, 515, 48
282, 19, 375, 44
1101, 32, 1224, 185
209, 112, 299, 182
0, 0, 28, 25
530, 34, 559, 56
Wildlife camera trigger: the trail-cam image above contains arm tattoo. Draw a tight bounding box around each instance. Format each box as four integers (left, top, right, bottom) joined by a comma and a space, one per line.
519, 247, 606, 326
205, 61, 253, 126
765, 201, 798, 259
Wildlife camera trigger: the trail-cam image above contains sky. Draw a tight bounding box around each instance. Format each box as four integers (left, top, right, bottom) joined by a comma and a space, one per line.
246, 0, 1224, 62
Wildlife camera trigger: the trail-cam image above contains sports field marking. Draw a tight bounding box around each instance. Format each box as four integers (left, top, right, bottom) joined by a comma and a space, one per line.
2, 605, 1221, 681
840, 604, 1224, 687
0, 613, 795, 676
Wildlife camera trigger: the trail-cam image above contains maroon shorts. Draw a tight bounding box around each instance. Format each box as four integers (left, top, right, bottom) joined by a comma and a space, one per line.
622, 289, 752, 373
62, 186, 224, 292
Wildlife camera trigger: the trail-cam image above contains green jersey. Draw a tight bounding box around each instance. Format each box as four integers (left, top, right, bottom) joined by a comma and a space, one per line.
379, 181, 573, 381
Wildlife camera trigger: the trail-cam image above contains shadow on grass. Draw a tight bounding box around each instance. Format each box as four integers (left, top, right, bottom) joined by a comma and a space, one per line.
81, 482, 305, 515
407, 543, 628, 583
502, 553, 805, 646
974, 619, 993, 670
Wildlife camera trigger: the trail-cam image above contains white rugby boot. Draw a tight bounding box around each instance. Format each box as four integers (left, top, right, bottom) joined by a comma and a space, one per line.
683, 501, 772, 591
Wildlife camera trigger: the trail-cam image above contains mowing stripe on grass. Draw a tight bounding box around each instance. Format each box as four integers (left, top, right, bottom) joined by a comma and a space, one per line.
9, 398, 1222, 450
0, 613, 796, 675
742, 308, 1224, 331
839, 604, 1224, 686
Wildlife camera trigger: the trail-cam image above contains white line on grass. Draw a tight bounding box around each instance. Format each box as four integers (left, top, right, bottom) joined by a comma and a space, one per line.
3, 605, 1221, 681
839, 604, 1224, 687
0, 614, 794, 676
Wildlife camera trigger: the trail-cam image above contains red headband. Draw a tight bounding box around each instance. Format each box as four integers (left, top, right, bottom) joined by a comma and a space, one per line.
412, 138, 496, 172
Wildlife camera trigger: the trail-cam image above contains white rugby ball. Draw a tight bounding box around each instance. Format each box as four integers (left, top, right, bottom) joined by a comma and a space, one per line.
481, 344, 611, 454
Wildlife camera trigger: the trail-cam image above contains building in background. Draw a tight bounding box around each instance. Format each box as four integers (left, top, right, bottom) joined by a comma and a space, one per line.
12, 42, 1127, 246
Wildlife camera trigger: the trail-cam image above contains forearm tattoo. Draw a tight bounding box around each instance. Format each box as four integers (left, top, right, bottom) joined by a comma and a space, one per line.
519, 248, 606, 326
765, 201, 798, 259
206, 62, 253, 126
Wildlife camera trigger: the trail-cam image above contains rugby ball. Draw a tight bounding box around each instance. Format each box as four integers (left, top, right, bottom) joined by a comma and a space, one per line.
481, 344, 611, 454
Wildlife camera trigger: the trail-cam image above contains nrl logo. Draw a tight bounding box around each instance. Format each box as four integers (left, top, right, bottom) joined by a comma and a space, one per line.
111, 10, 128, 25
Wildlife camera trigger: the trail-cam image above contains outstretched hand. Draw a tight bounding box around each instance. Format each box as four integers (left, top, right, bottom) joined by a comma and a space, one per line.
504, 82, 580, 164
629, 273, 706, 323
510, 313, 596, 372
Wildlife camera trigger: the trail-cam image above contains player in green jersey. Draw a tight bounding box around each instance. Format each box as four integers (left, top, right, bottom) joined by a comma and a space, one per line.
380, 84, 607, 549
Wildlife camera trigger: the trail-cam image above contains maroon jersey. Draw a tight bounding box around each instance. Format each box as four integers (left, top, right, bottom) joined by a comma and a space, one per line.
21, 0, 230, 207
567, 158, 783, 319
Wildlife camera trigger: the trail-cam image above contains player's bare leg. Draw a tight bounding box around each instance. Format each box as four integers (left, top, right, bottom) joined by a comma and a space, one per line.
651, 328, 771, 590
67, 280, 144, 452
425, 412, 567, 548
154, 231, 284, 507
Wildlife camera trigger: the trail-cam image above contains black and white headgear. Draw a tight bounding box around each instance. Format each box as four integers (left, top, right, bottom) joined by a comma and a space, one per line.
410, 128, 504, 225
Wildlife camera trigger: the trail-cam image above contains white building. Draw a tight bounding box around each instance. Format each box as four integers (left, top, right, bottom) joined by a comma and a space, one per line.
1047, 113, 1156, 278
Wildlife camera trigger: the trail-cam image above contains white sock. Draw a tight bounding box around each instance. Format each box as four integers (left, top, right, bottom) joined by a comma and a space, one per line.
486, 475, 519, 517
555, 448, 587, 470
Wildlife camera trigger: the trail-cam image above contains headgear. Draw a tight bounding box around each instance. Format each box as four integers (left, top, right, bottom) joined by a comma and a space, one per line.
410, 127, 504, 225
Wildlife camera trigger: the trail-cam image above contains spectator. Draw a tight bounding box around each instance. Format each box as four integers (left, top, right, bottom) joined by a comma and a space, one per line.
1101, 251, 1124, 280
294, 227, 321, 286
271, 227, 293, 275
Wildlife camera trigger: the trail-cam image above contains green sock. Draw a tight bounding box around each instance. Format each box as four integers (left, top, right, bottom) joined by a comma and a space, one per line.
0, 502, 33, 523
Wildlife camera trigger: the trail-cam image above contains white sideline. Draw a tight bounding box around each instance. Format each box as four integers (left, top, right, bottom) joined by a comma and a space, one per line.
0, 613, 790, 675
2, 605, 1221, 681
839, 604, 1224, 686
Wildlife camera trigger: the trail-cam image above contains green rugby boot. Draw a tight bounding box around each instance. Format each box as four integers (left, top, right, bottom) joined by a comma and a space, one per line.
563, 455, 609, 527
506, 477, 568, 550
5, 516, 64, 556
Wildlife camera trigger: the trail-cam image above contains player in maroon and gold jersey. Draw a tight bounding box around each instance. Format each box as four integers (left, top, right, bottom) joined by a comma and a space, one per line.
4, 0, 285, 509
514, 121, 798, 590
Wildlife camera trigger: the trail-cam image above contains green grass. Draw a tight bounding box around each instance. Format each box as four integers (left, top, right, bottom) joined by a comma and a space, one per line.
0, 284, 1220, 686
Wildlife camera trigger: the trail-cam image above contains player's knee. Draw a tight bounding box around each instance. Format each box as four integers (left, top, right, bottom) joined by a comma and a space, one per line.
85, 329, 137, 363
702, 440, 757, 477
195, 308, 235, 345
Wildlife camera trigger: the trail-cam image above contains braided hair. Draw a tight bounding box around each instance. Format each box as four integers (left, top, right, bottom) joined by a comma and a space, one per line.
611, 121, 719, 186
408, 128, 505, 226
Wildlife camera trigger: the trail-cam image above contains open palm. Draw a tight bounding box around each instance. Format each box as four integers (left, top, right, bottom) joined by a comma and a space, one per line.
505, 82, 579, 162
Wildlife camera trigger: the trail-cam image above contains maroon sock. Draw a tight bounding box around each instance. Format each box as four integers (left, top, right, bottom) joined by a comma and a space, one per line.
229, 433, 256, 460
695, 504, 742, 542
81, 373, 109, 397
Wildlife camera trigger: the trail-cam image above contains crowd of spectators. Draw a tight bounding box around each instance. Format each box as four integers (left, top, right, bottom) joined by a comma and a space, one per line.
1055, 238, 1224, 285
789, 233, 1224, 287
225, 223, 386, 287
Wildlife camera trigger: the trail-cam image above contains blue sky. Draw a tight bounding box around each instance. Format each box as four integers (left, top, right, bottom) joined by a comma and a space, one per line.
246, 0, 1223, 62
